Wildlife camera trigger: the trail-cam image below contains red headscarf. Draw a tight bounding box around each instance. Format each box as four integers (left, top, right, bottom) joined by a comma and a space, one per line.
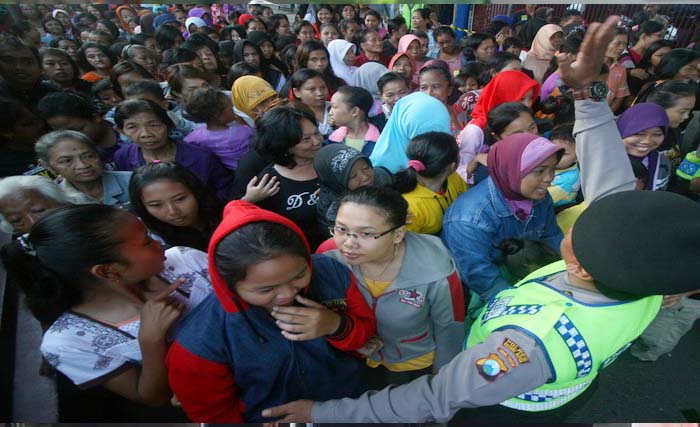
469, 70, 540, 130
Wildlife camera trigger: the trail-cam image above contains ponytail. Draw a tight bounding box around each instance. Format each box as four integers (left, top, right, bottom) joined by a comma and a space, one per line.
393, 131, 459, 194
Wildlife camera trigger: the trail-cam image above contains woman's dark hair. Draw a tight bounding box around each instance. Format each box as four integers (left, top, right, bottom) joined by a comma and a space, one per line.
293, 20, 314, 37
655, 48, 700, 80
413, 8, 432, 29
432, 25, 455, 40
266, 13, 290, 36
394, 132, 460, 194
480, 51, 520, 85
503, 37, 524, 51
226, 60, 262, 89
184, 87, 229, 123
364, 9, 381, 22
281, 43, 298, 73
254, 105, 317, 168
41, 17, 65, 35
485, 102, 534, 146
122, 79, 165, 101
12, 20, 36, 40
164, 63, 211, 97
647, 80, 697, 109
295, 39, 342, 91
484, 20, 509, 37
334, 85, 373, 118
78, 41, 118, 72
638, 39, 675, 71
129, 32, 155, 47
549, 123, 575, 144
377, 71, 408, 92
500, 238, 560, 282
154, 23, 183, 52
387, 16, 406, 37
49, 36, 79, 50
129, 162, 223, 251
289, 68, 326, 100
462, 32, 496, 62
419, 64, 453, 85
315, 4, 336, 24
214, 221, 309, 290
109, 60, 154, 97
40, 48, 80, 81
338, 186, 408, 229
109, 41, 130, 59
114, 98, 174, 129
543, 33, 583, 83
246, 17, 268, 32
160, 47, 201, 73
37, 91, 96, 121
631, 19, 664, 45
0, 204, 133, 324
96, 18, 120, 40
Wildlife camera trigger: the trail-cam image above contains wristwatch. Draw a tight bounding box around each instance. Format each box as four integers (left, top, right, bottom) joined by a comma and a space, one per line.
569, 81, 609, 102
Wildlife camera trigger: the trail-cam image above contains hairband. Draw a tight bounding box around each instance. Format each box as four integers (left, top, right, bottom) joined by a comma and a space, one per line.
407, 159, 426, 172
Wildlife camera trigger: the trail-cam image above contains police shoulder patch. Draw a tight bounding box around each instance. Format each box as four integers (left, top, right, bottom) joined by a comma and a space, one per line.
475, 353, 509, 381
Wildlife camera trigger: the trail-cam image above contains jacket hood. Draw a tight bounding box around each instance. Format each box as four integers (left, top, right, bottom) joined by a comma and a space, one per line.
207, 201, 311, 313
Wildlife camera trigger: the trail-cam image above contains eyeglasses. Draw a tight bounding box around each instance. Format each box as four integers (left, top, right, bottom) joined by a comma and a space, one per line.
329, 224, 403, 240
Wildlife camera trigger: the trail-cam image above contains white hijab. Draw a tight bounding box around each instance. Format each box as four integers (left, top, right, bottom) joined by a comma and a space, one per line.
328, 39, 357, 84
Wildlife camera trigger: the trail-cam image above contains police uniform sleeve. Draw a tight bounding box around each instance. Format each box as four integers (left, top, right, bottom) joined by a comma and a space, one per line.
311, 328, 552, 423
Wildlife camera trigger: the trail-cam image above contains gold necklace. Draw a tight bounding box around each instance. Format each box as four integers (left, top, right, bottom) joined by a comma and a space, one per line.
362, 243, 400, 281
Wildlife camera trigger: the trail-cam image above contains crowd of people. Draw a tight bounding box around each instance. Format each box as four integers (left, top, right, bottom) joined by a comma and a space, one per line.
0, 2, 699, 423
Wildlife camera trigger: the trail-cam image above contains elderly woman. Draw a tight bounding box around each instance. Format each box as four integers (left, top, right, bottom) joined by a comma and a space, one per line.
0, 175, 77, 234
36, 130, 132, 207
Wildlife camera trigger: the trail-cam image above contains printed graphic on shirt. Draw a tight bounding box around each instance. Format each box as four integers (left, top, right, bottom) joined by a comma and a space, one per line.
398, 288, 424, 309
286, 191, 319, 211
476, 352, 509, 381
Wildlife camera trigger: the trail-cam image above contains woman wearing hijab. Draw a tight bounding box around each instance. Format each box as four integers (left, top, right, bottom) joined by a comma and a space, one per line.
136, 13, 156, 35
231, 75, 283, 123
397, 34, 425, 84
456, 70, 540, 183
617, 103, 671, 191
523, 24, 564, 83
188, 7, 214, 27
185, 17, 207, 39
115, 5, 137, 35
233, 39, 286, 92
52, 9, 76, 40
388, 50, 418, 91
327, 39, 357, 84
369, 92, 451, 173
352, 62, 389, 130
442, 133, 564, 323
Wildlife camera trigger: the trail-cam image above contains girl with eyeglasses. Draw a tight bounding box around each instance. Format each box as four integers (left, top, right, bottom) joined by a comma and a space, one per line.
323, 186, 465, 388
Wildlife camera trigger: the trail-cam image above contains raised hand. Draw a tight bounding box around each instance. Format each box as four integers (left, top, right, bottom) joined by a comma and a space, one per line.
271, 294, 342, 341
558, 15, 620, 90
242, 173, 280, 203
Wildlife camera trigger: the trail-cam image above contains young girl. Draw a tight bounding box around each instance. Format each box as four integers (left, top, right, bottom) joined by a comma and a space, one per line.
183, 87, 254, 172
418, 62, 464, 136
547, 124, 580, 209
377, 72, 411, 119
616, 103, 671, 191
319, 22, 341, 47
113, 98, 233, 201
79, 42, 118, 83
166, 200, 375, 422
290, 68, 333, 137
40, 48, 92, 97
328, 86, 379, 156
393, 132, 468, 235
397, 34, 425, 83
1, 204, 212, 405
324, 186, 464, 387
129, 162, 224, 252
295, 40, 344, 96
294, 20, 316, 45
388, 51, 417, 90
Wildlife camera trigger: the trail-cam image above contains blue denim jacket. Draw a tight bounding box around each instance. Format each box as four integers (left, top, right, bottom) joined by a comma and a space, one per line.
441, 177, 563, 301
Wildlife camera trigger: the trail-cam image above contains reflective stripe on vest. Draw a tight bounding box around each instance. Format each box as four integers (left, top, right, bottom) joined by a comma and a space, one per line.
677, 151, 700, 181
500, 379, 592, 411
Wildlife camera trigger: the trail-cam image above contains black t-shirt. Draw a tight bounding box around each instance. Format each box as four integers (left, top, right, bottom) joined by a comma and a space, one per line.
256, 164, 323, 250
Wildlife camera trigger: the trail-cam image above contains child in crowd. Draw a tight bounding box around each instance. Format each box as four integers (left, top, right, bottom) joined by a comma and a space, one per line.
393, 132, 468, 235
547, 124, 580, 209
328, 86, 379, 156
166, 200, 375, 422
183, 87, 254, 173
113, 99, 233, 201
454, 72, 480, 94
377, 72, 411, 120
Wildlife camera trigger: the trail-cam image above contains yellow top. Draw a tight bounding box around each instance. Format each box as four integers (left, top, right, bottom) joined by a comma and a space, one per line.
403, 172, 468, 235
364, 278, 435, 372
